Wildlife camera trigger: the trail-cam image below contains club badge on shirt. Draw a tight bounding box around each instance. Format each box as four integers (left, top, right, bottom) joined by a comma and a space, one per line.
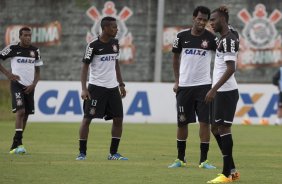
30, 51, 35, 58
201, 40, 209, 49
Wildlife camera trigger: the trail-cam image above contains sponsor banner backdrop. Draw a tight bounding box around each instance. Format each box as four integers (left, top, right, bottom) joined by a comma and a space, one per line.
5, 21, 62, 46
29, 81, 279, 124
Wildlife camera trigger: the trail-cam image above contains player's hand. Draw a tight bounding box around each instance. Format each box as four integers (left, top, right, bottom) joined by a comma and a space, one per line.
205, 89, 216, 103
8, 73, 20, 81
81, 89, 90, 100
173, 83, 178, 93
119, 86, 126, 98
24, 84, 36, 94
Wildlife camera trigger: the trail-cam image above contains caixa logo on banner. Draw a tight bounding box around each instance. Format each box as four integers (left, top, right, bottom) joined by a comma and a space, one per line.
38, 90, 151, 116
235, 93, 278, 118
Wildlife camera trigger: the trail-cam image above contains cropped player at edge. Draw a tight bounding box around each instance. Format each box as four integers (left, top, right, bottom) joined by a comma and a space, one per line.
0, 27, 43, 154
76, 16, 128, 161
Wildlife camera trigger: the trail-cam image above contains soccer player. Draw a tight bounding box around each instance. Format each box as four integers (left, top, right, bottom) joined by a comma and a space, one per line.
272, 67, 282, 125
76, 16, 128, 161
205, 5, 240, 183
169, 6, 217, 169
0, 27, 43, 154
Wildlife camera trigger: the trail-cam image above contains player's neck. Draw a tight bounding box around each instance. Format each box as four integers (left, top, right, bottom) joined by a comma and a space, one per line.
220, 25, 229, 37
19, 42, 30, 48
191, 27, 205, 36
99, 33, 112, 43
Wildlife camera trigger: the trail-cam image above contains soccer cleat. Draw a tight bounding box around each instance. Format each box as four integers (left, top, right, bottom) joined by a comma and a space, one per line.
231, 171, 240, 181
9, 145, 26, 155
207, 174, 232, 183
168, 159, 187, 168
108, 153, 128, 160
76, 153, 86, 160
199, 160, 216, 169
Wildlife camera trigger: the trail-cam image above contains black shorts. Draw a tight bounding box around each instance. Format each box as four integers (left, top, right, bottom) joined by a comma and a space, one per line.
213, 89, 239, 127
176, 84, 211, 126
10, 81, 35, 114
83, 84, 123, 120
278, 92, 282, 107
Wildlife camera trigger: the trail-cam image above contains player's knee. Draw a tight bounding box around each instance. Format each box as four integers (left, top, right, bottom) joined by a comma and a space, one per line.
211, 124, 218, 135
16, 108, 26, 117
218, 125, 230, 135
199, 122, 210, 130
82, 117, 92, 125
113, 117, 123, 126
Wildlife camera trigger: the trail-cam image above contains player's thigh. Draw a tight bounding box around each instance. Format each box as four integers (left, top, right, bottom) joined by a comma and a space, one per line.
83, 85, 107, 119
214, 90, 239, 126
24, 90, 35, 114
106, 87, 123, 119
176, 87, 196, 125
195, 85, 211, 123
10, 81, 25, 113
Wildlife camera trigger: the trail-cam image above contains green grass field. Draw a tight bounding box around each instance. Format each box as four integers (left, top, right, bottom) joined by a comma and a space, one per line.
0, 122, 281, 184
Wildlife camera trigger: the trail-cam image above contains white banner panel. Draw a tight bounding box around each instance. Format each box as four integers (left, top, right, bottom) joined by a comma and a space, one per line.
29, 81, 279, 124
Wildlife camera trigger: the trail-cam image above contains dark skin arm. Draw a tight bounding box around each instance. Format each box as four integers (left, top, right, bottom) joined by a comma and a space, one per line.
80, 62, 91, 100
0, 63, 20, 81
172, 53, 180, 93
24, 66, 40, 94
205, 60, 236, 103
116, 60, 126, 98
272, 70, 280, 86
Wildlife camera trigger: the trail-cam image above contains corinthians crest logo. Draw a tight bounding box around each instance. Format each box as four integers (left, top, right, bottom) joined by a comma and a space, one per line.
85, 1, 136, 64
237, 4, 282, 69
238, 4, 282, 49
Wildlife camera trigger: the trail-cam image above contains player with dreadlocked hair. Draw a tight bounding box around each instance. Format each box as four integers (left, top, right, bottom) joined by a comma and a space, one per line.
205, 5, 240, 183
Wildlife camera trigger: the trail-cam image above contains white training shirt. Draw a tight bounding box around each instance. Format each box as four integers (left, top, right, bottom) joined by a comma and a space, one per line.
0, 43, 43, 86
82, 38, 119, 88
172, 29, 217, 87
213, 30, 239, 91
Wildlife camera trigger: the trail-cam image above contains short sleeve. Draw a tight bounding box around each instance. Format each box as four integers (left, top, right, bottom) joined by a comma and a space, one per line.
35, 48, 43, 66
211, 36, 218, 51
0, 45, 13, 60
222, 36, 239, 62
82, 43, 94, 64
172, 33, 182, 53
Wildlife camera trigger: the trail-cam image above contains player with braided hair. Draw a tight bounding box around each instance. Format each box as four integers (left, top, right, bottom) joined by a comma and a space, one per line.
205, 5, 240, 183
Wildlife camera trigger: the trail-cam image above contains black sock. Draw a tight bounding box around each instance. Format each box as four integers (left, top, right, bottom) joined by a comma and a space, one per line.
215, 133, 235, 172
213, 134, 223, 153
11, 129, 23, 150
110, 137, 120, 155
221, 134, 233, 177
79, 139, 87, 155
230, 155, 236, 171
200, 142, 209, 163
177, 140, 186, 162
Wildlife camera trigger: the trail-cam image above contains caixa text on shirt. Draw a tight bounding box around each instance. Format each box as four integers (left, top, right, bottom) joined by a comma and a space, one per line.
17, 58, 35, 63
100, 55, 116, 62
184, 49, 207, 56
